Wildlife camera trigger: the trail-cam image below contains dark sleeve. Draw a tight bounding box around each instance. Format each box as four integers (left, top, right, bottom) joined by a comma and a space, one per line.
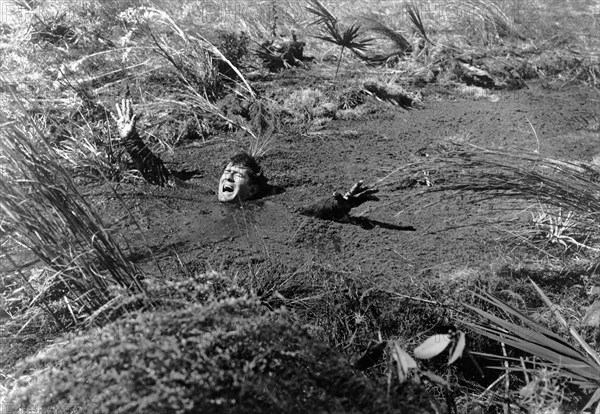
298, 196, 350, 221
122, 130, 171, 186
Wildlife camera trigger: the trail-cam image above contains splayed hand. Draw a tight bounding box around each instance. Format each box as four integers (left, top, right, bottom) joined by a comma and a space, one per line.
333, 181, 380, 210
111, 98, 139, 140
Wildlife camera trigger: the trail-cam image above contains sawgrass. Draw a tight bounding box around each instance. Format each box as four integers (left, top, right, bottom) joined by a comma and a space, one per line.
0, 108, 151, 328
464, 280, 600, 411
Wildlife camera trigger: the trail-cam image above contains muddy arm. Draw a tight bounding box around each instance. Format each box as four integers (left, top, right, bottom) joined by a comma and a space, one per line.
121, 129, 171, 186
113, 99, 171, 186
299, 181, 379, 221
299, 196, 350, 221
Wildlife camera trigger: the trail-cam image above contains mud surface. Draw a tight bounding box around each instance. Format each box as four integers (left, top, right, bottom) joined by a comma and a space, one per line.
95, 81, 600, 286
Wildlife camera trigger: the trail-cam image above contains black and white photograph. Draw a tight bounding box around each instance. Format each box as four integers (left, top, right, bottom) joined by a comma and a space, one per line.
1, 0, 600, 412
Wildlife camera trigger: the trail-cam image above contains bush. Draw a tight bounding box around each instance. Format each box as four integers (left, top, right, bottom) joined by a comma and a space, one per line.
7, 279, 434, 414
217, 30, 251, 68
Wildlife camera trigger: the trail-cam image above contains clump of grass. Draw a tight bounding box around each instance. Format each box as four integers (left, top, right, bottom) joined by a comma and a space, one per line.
118, 7, 282, 158
529, 206, 597, 252
256, 30, 313, 72
306, 0, 373, 79
239, 260, 383, 351
0, 111, 151, 328
357, 18, 413, 65
456, 84, 499, 101
406, 4, 431, 45
5, 271, 432, 414
384, 143, 600, 252
463, 280, 600, 412
446, 0, 519, 43
216, 30, 251, 70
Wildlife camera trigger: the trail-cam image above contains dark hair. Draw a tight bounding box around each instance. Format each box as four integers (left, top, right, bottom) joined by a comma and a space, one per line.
229, 152, 268, 189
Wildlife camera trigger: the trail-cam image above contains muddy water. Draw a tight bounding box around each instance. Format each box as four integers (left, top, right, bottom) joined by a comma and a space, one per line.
111, 82, 600, 285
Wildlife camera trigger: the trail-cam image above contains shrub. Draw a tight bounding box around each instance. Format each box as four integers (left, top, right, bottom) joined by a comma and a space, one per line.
7, 280, 434, 414
217, 30, 251, 68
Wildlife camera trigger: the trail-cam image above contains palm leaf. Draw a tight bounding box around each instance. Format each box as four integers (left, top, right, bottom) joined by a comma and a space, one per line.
316, 23, 373, 51
341, 24, 374, 51
305, 0, 337, 26
474, 351, 599, 388
463, 285, 600, 393
406, 4, 431, 44
364, 18, 412, 54
530, 278, 600, 369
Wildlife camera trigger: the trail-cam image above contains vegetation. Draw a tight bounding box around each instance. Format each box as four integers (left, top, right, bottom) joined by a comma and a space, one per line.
6, 272, 439, 413
1, 0, 599, 413
0, 118, 150, 328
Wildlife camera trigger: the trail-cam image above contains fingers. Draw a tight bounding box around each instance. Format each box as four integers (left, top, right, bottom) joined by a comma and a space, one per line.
345, 185, 379, 207
347, 182, 377, 196
126, 99, 133, 119
344, 181, 363, 198
114, 98, 136, 121
348, 181, 361, 195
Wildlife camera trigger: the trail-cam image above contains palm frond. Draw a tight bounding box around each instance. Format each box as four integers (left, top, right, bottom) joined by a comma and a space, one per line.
305, 0, 337, 26
463, 286, 600, 392
315, 23, 373, 51
406, 3, 431, 44
364, 18, 412, 54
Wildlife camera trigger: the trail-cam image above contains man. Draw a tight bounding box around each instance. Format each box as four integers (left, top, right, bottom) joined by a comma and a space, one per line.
112, 99, 378, 221
217, 152, 268, 203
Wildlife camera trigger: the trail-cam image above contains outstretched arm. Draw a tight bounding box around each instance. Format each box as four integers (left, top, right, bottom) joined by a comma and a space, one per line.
111, 99, 171, 186
299, 181, 379, 221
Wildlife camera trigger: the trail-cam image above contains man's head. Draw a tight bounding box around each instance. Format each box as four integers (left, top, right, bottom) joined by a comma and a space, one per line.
218, 152, 267, 203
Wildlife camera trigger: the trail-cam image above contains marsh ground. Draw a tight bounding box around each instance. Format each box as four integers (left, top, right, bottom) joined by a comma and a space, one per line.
2, 0, 600, 412
103, 79, 600, 288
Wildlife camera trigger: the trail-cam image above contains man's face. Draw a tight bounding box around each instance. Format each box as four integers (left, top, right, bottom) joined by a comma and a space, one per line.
218, 163, 258, 202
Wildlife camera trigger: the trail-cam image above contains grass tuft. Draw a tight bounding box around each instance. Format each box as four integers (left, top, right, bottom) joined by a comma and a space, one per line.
384, 143, 600, 253
0, 107, 150, 329
463, 280, 600, 411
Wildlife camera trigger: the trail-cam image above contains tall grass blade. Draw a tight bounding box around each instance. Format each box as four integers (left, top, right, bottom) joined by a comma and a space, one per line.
529, 278, 600, 369
462, 287, 600, 394
0, 95, 151, 327
406, 4, 431, 44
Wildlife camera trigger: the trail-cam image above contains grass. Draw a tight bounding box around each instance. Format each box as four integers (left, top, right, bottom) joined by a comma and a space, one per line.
0, 110, 151, 329
1, 0, 600, 412
307, 0, 374, 78
383, 143, 600, 254
463, 280, 600, 411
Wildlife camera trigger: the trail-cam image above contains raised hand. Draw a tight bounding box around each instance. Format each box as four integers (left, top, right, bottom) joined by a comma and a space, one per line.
110, 98, 170, 186
111, 98, 139, 140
